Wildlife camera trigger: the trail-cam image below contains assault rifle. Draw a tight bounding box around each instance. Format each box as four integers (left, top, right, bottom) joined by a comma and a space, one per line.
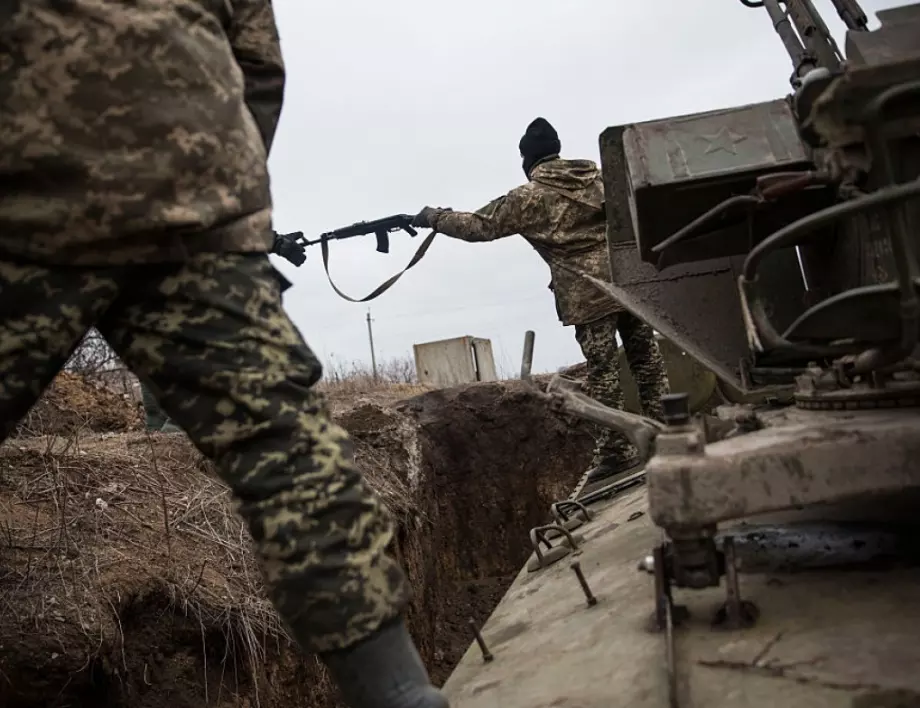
274, 213, 419, 266
275, 213, 437, 303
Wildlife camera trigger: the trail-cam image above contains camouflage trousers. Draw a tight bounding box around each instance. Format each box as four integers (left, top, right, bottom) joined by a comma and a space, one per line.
574, 312, 669, 470
0, 252, 409, 654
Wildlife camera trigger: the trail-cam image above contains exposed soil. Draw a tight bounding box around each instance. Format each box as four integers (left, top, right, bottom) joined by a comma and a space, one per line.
15, 371, 142, 437
0, 376, 592, 707
374, 382, 593, 682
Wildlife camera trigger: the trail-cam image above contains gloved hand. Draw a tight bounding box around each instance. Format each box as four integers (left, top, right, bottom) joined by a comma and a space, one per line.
411, 206, 450, 229
271, 231, 307, 266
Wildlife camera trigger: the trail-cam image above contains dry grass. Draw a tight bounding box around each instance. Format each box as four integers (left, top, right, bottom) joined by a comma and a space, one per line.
317, 355, 416, 393
0, 357, 585, 705
316, 356, 432, 418
0, 404, 427, 704
0, 348, 521, 704
0, 430, 288, 699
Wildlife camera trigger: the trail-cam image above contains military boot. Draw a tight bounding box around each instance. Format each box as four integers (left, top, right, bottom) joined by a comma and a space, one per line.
585, 455, 642, 485
320, 618, 449, 708
570, 456, 642, 500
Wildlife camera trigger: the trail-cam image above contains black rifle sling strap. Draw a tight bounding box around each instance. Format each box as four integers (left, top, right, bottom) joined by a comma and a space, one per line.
319, 230, 439, 303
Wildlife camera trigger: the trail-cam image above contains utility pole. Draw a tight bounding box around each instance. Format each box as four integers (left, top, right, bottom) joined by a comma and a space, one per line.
366, 310, 378, 382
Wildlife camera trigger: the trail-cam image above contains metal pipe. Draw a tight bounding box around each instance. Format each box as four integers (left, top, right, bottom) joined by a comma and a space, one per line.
545, 375, 663, 462
830, 0, 868, 30
652, 195, 761, 254
862, 81, 920, 363
784, 0, 841, 71
763, 0, 815, 78
742, 179, 920, 282
803, 0, 846, 62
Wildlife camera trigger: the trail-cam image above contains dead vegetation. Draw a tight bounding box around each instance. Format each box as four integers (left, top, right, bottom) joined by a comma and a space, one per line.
0, 338, 592, 707
316, 355, 432, 417
0, 431, 293, 707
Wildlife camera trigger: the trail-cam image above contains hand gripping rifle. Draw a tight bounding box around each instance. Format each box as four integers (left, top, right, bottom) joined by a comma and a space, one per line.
275, 213, 438, 303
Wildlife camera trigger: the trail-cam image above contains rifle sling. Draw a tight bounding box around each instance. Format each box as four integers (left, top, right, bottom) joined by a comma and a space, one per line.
319, 230, 438, 303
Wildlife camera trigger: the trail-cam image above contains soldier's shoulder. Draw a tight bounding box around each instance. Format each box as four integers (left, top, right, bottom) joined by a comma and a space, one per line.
507, 180, 542, 200
566, 158, 600, 169
538, 158, 600, 177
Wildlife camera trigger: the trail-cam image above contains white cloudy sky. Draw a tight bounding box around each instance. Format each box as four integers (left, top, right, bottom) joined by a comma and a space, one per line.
267, 0, 901, 378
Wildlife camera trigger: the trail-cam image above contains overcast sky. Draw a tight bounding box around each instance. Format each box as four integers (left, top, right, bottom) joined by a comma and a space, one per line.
267, 0, 901, 378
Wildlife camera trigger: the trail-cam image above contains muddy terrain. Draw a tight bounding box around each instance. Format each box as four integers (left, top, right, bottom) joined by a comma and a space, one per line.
0, 372, 592, 707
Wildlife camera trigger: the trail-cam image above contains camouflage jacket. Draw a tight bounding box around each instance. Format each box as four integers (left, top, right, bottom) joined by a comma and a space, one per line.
0, 0, 285, 266
432, 158, 619, 326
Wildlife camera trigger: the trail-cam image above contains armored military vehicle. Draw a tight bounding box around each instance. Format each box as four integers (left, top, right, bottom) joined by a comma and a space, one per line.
442, 2, 920, 705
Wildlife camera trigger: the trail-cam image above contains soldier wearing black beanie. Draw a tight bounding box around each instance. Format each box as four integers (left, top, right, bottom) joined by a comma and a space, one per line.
413, 119, 670, 489
519, 117, 562, 177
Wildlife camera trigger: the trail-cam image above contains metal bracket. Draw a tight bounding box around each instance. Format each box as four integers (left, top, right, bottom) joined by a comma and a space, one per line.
712, 536, 759, 630
550, 499, 594, 533
526, 524, 584, 573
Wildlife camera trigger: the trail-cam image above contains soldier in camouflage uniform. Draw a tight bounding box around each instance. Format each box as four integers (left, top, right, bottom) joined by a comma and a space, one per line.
0, 3, 445, 707
140, 231, 304, 435
413, 118, 669, 482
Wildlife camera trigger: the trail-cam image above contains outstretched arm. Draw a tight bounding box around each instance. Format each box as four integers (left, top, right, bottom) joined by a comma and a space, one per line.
418, 187, 547, 243
227, 0, 286, 154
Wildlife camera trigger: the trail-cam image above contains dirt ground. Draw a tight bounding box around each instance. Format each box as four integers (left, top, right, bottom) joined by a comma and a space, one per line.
0, 373, 592, 707
14, 371, 143, 437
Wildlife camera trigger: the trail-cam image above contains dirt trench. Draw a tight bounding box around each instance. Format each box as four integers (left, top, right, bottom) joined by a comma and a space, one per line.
13, 371, 142, 437
0, 376, 592, 707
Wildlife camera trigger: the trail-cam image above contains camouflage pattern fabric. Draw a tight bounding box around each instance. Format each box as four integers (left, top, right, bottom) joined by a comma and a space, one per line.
0, 0, 411, 656
0, 253, 409, 654
432, 158, 621, 326
0, 0, 285, 266
138, 242, 293, 435
575, 312, 669, 469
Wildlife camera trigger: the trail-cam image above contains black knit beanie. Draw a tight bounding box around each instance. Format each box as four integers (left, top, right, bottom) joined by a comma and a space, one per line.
519, 117, 561, 177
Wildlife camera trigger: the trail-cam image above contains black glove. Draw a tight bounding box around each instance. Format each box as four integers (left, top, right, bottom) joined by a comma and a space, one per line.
411, 206, 450, 229
271, 231, 307, 266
